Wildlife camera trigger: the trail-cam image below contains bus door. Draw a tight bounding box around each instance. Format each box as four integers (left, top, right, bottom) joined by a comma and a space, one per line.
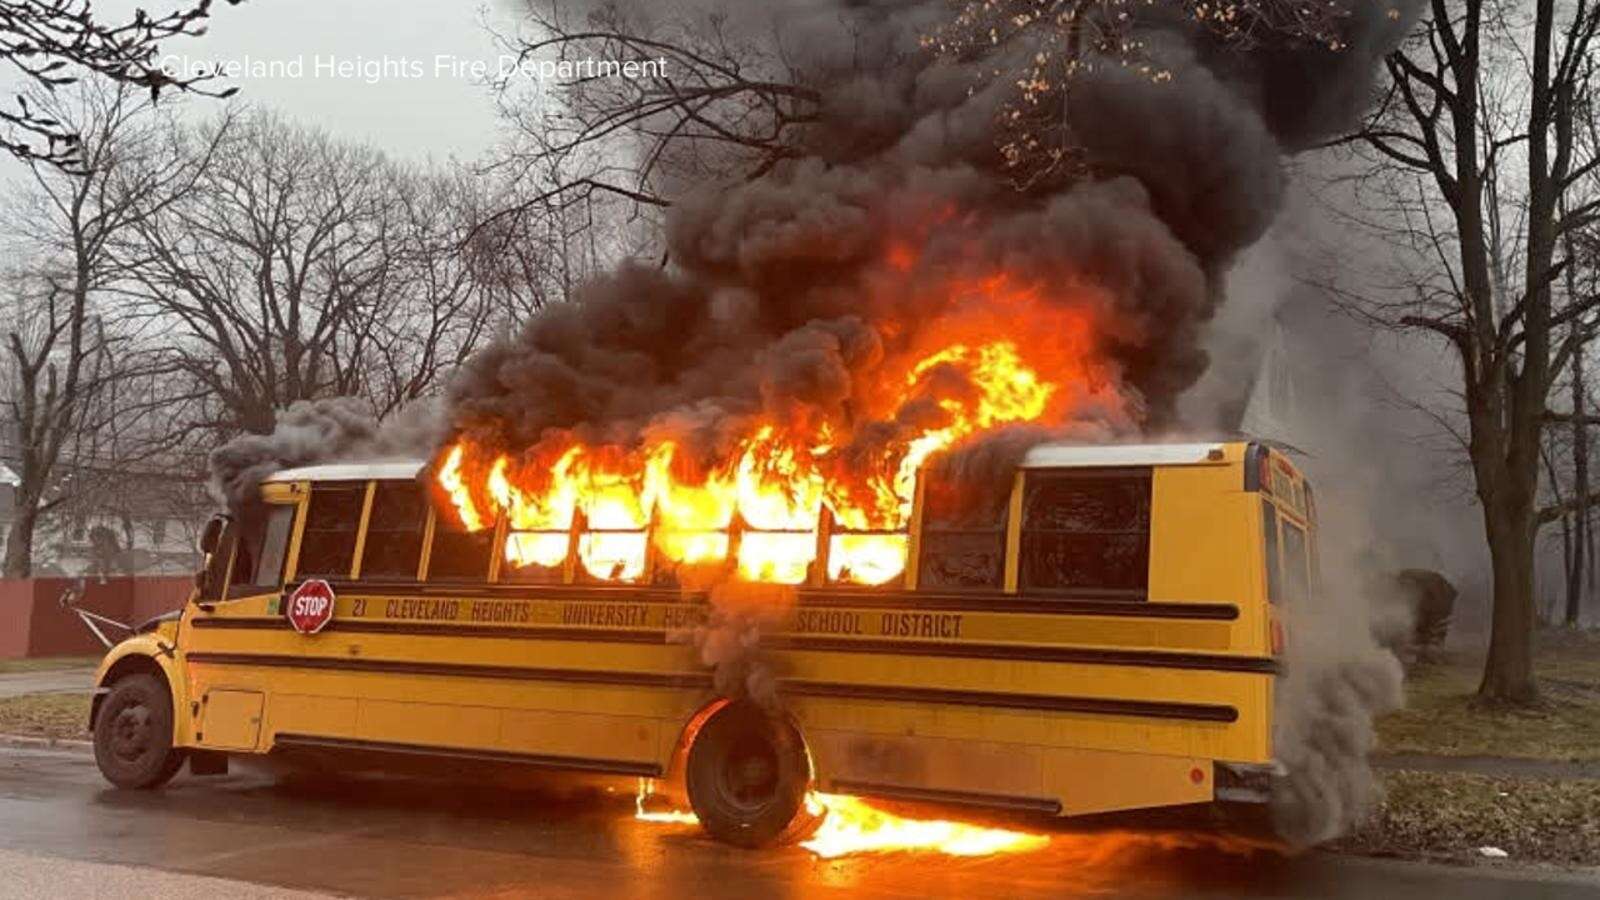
189, 495, 298, 750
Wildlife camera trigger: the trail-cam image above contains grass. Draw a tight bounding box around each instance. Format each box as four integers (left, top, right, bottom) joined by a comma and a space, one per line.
0, 692, 90, 740
1341, 772, 1600, 866
1376, 629, 1600, 761
0, 655, 100, 674
1352, 629, 1600, 867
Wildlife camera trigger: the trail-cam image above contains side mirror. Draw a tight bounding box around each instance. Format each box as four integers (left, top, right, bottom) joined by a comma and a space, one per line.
198, 514, 230, 555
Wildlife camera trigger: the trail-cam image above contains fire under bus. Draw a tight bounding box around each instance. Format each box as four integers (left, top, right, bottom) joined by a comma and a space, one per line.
85, 441, 1309, 848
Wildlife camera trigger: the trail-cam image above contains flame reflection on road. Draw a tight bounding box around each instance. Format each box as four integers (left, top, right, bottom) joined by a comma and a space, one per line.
635, 779, 1048, 859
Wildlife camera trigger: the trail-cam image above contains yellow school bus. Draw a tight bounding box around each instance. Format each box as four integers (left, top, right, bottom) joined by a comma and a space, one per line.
88, 441, 1314, 847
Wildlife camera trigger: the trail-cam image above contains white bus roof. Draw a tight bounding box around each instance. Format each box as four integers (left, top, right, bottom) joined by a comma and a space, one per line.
1018, 442, 1228, 468
265, 460, 426, 483
261, 442, 1234, 485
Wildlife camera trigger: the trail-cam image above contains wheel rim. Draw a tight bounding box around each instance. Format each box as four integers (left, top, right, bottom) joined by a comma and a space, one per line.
109, 700, 154, 764
717, 734, 781, 813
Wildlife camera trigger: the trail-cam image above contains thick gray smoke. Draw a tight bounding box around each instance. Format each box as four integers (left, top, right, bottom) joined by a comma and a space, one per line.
672, 582, 797, 712
209, 398, 447, 508
1268, 471, 1411, 847
1203, 202, 1478, 844
1271, 595, 1405, 845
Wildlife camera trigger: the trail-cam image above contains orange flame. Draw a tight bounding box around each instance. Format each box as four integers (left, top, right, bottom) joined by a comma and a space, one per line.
633, 778, 700, 825
800, 792, 1049, 858
436, 444, 485, 532
436, 333, 1080, 587
631, 779, 1048, 858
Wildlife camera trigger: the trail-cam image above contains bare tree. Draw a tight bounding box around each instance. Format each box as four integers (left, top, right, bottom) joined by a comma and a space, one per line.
461, 164, 645, 321
0, 82, 214, 575
356, 168, 500, 415
120, 112, 500, 436
0, 271, 113, 575
929, 0, 1351, 186
1, 0, 242, 167
1563, 258, 1590, 626
484, 1, 820, 230
1332, 0, 1600, 702
121, 113, 398, 434
1552, 202, 1600, 624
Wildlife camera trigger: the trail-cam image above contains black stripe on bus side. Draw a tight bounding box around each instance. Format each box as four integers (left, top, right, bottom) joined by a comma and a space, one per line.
188, 618, 1277, 675
271, 734, 662, 777
311, 581, 1241, 620
782, 680, 1239, 723
796, 595, 1235, 618
184, 652, 712, 690
183, 652, 1238, 723
773, 637, 1279, 675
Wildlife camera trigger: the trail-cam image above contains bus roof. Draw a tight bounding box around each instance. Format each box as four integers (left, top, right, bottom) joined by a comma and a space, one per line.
265, 460, 426, 483
262, 442, 1236, 485
1018, 442, 1227, 468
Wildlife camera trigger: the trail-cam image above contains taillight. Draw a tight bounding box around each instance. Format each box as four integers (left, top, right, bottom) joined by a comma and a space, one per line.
1269, 617, 1285, 656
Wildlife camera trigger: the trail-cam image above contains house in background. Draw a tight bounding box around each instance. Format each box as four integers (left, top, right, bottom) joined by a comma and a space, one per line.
0, 457, 208, 577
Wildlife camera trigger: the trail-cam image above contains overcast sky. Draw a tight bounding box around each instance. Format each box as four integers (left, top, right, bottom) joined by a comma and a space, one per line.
164, 0, 513, 161
3, 0, 520, 184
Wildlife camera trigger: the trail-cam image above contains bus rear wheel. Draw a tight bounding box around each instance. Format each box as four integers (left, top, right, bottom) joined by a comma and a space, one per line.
93, 674, 184, 789
685, 703, 821, 848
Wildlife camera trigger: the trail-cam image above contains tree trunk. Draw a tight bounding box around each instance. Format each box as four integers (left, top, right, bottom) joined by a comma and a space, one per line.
1480, 498, 1540, 702
1545, 442, 1571, 625
2, 504, 39, 578
1570, 353, 1589, 626
1559, 501, 1572, 623
1589, 503, 1596, 624
1568, 344, 1580, 624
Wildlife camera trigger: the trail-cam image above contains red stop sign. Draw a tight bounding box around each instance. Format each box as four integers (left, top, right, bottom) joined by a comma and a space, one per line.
286, 579, 336, 634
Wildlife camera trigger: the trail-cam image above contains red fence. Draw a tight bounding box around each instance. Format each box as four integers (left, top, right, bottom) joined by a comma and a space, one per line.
0, 576, 194, 659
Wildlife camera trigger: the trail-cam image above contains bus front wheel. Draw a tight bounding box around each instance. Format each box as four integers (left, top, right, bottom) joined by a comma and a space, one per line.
685, 703, 821, 848
93, 674, 185, 789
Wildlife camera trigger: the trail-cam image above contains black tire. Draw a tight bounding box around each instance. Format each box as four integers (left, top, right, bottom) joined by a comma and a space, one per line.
93, 673, 184, 789
685, 704, 822, 848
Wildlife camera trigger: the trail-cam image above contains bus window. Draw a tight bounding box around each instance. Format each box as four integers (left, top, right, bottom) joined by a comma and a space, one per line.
1281, 519, 1311, 605
427, 512, 494, 581
1262, 499, 1282, 604
502, 529, 569, 583
916, 473, 1007, 591
1019, 468, 1151, 596
296, 484, 366, 578
227, 504, 294, 595
201, 523, 238, 601
361, 481, 428, 579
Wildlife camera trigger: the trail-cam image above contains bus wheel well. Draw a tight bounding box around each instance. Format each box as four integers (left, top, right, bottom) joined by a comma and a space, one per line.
664, 698, 731, 785
91, 655, 169, 731
682, 701, 821, 848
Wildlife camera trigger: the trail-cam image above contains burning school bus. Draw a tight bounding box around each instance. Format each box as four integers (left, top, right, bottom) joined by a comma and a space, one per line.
87, 438, 1311, 848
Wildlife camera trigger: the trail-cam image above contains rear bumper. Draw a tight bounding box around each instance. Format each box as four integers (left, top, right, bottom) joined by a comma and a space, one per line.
1214, 761, 1285, 804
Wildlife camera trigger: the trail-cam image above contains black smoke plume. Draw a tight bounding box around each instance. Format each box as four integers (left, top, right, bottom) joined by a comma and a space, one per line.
454, 0, 1417, 454
447, 0, 1420, 843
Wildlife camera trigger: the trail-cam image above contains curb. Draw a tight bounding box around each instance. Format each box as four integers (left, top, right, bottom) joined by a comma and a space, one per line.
0, 733, 92, 753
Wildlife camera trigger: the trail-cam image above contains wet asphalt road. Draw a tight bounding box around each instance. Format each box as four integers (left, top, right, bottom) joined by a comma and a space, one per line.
0, 744, 1596, 900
